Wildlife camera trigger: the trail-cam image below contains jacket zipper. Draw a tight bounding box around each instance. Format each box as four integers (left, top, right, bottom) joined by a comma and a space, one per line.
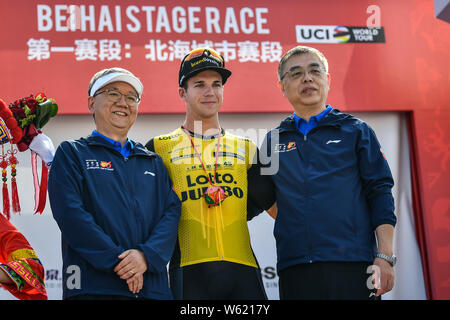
123, 155, 139, 245
301, 133, 313, 263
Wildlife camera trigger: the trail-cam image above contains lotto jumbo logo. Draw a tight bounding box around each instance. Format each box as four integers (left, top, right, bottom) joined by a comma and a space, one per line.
296, 25, 385, 43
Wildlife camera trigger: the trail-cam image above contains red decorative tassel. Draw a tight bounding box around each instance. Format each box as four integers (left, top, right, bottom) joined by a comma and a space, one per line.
35, 162, 48, 215
8, 148, 20, 213
2, 181, 9, 220
0, 151, 9, 219
11, 177, 20, 213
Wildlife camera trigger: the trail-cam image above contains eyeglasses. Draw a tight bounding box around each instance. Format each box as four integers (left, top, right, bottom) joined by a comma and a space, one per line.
183, 48, 224, 65
93, 88, 140, 107
280, 66, 326, 81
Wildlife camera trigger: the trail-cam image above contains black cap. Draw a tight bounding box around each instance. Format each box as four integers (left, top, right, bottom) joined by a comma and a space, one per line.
179, 48, 232, 87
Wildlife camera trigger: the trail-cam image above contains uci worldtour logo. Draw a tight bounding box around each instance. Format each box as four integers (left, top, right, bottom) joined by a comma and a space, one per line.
296, 25, 385, 43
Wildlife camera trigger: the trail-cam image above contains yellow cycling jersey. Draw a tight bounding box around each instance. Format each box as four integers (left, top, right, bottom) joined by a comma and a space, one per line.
152, 127, 258, 268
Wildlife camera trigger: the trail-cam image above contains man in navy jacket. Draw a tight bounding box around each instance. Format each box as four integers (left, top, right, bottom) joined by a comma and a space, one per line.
253, 46, 397, 299
48, 67, 181, 300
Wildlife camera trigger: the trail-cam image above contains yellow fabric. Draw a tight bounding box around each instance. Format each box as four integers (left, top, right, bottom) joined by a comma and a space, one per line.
154, 127, 258, 268
10, 249, 38, 261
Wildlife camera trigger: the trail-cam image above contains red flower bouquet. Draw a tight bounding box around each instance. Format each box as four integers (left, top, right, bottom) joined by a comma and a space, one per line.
8, 93, 58, 152
0, 93, 57, 219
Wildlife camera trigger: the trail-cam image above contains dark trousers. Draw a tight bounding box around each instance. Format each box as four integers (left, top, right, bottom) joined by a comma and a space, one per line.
170, 261, 267, 300
279, 261, 380, 300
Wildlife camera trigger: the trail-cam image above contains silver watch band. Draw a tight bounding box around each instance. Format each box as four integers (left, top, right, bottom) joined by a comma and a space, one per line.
376, 253, 396, 266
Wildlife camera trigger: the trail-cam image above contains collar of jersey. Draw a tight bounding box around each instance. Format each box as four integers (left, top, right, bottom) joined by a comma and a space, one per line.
181, 126, 225, 141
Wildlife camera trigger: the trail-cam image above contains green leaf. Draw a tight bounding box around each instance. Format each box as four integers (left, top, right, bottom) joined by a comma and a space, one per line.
24, 105, 31, 116
35, 100, 58, 129
49, 102, 58, 117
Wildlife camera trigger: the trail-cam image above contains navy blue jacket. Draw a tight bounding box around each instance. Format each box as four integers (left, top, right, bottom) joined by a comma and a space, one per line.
48, 135, 181, 299
261, 109, 396, 273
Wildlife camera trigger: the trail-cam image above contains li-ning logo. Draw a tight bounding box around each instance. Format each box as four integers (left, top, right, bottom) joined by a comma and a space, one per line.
86, 159, 114, 171
326, 139, 341, 144
275, 142, 297, 153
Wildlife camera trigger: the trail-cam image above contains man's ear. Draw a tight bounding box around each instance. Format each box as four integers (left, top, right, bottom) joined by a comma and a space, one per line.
278, 80, 286, 97
327, 73, 331, 89
178, 87, 186, 100
88, 96, 95, 114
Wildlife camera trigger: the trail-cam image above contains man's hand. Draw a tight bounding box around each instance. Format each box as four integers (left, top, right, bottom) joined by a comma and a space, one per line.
114, 249, 148, 294
126, 274, 144, 294
372, 257, 395, 296
373, 224, 395, 296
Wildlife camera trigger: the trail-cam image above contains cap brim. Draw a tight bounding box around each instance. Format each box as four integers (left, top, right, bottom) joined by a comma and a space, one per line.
90, 73, 143, 97
180, 67, 232, 86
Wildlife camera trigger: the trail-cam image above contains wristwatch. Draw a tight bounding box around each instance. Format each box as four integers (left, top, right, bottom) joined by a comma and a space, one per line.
376, 253, 397, 266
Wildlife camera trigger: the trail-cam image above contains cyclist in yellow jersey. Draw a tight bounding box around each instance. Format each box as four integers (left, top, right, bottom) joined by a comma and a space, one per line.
146, 48, 270, 299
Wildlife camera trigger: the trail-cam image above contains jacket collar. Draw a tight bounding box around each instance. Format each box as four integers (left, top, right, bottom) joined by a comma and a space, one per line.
277, 107, 347, 133
85, 134, 156, 157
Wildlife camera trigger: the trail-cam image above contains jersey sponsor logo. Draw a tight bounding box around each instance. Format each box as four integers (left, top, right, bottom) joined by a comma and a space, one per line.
180, 173, 244, 202
170, 153, 196, 163
326, 139, 341, 144
185, 162, 234, 172
180, 186, 244, 202
186, 173, 236, 187
215, 151, 245, 161
144, 171, 155, 176
86, 159, 114, 171
158, 133, 182, 141
171, 152, 245, 164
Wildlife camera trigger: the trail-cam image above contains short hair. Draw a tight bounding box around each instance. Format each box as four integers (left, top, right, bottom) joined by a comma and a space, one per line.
278, 46, 329, 80
88, 67, 136, 96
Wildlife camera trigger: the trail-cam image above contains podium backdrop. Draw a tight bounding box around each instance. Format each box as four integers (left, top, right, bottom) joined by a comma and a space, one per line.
0, 112, 426, 300
0, 0, 448, 299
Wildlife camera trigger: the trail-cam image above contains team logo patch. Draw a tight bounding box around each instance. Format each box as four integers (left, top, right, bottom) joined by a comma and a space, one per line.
275, 142, 297, 153
100, 161, 112, 168
86, 159, 114, 171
